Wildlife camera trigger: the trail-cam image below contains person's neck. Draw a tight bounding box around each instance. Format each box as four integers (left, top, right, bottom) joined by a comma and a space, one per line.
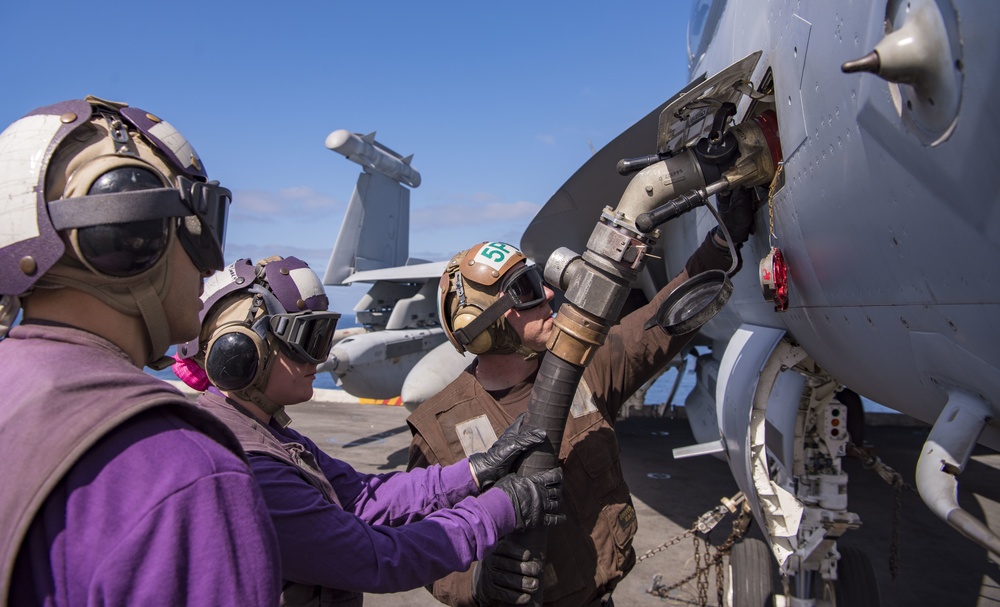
474, 352, 541, 392
23, 287, 149, 368
221, 390, 273, 425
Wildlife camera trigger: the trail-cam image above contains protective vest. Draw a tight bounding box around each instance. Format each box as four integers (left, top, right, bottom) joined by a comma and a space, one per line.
0, 324, 245, 606
197, 391, 363, 607
408, 370, 638, 607
405, 234, 730, 606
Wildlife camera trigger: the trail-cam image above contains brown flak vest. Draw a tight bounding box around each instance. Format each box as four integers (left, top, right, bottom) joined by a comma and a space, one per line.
197, 392, 363, 607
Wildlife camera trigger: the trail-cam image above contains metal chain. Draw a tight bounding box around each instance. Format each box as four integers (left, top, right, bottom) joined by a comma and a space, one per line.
694, 534, 709, 606
890, 475, 903, 578
647, 504, 752, 605
636, 527, 696, 564
715, 543, 725, 607
766, 161, 784, 245
847, 442, 915, 580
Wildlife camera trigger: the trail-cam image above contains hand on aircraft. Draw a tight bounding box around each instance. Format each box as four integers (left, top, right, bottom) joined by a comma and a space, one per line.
495, 467, 565, 532
472, 539, 544, 606
713, 187, 756, 247
469, 413, 546, 491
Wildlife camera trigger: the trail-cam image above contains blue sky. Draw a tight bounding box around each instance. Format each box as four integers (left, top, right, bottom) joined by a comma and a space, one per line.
2, 1, 694, 319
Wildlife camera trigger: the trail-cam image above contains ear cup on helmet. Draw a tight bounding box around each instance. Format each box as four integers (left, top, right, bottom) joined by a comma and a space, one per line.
75, 219, 171, 277
74, 166, 172, 278
452, 308, 494, 354
204, 325, 268, 391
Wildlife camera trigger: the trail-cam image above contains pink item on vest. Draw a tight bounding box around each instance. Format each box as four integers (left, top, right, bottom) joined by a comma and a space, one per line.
172, 354, 211, 391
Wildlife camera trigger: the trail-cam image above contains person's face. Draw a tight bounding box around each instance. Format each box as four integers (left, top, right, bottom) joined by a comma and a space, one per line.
504, 282, 556, 353
262, 349, 318, 407
163, 239, 208, 344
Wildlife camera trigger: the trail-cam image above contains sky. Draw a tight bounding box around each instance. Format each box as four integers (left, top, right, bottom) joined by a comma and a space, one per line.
1, 1, 695, 320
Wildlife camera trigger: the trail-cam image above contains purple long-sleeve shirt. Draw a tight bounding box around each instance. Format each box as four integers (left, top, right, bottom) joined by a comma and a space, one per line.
2, 323, 282, 607
234, 397, 516, 593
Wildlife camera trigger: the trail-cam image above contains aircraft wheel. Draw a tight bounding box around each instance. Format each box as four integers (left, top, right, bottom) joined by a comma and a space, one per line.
835, 546, 881, 607
725, 537, 776, 607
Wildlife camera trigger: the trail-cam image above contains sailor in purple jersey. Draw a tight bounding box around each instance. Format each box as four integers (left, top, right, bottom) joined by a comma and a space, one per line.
173, 254, 565, 606
0, 97, 281, 605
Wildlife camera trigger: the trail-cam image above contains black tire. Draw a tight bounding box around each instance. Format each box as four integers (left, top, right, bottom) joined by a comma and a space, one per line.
835, 546, 881, 607
727, 537, 776, 607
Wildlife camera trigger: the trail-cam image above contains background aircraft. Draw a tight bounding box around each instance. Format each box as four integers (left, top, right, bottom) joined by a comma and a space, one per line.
318, 129, 470, 408
519, 0, 1000, 604
319, 0, 997, 602
317, 129, 685, 412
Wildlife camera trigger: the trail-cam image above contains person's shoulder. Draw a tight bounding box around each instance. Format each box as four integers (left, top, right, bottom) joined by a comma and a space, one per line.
406, 371, 479, 424
99, 406, 250, 477
54, 407, 256, 536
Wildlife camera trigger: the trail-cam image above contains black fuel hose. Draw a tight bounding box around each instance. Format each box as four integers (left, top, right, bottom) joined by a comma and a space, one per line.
509, 352, 585, 606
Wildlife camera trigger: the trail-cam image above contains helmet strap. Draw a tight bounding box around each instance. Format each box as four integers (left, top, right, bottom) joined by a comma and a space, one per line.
232, 329, 292, 427
452, 296, 516, 350
128, 279, 173, 367
39, 240, 176, 367
517, 345, 541, 360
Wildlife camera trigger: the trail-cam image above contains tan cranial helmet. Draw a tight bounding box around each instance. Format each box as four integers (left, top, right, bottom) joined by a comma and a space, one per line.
180, 256, 339, 426
0, 96, 232, 367
438, 241, 547, 357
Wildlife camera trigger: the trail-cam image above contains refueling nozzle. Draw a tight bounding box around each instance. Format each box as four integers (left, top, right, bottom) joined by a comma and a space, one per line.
632, 110, 781, 234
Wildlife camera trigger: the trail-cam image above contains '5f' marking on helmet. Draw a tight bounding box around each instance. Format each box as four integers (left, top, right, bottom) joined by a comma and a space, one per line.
477, 242, 514, 266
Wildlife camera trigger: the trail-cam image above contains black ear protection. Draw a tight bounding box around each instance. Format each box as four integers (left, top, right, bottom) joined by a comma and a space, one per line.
73, 167, 172, 278
204, 321, 269, 391
203, 286, 282, 392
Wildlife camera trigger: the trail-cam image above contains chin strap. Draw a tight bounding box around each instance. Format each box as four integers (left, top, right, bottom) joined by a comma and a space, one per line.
38, 243, 176, 367
128, 279, 173, 367
518, 345, 541, 360
233, 336, 292, 428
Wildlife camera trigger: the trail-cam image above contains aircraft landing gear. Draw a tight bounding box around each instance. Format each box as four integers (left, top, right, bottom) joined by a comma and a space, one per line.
833, 547, 880, 607
725, 536, 777, 607
717, 327, 884, 607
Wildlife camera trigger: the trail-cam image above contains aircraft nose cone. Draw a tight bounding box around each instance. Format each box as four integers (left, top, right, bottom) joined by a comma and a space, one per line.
317, 350, 344, 373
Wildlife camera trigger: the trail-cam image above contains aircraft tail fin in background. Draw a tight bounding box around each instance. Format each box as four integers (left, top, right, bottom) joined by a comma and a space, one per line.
323, 130, 421, 285
318, 130, 455, 403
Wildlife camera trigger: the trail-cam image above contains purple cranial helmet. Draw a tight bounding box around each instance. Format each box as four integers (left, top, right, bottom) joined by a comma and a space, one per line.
176, 256, 339, 424
0, 96, 233, 363
0, 96, 230, 295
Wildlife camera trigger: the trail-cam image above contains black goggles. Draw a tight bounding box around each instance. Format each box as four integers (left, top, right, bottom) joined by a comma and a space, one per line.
46, 176, 231, 274
500, 264, 546, 310
175, 176, 232, 273
266, 311, 341, 364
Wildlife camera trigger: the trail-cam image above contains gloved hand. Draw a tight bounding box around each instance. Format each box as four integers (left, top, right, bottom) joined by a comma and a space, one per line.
469, 413, 547, 491
495, 467, 565, 532
472, 539, 543, 606
712, 187, 756, 248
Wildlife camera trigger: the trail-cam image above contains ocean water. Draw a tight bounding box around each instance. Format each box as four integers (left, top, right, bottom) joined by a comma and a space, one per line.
155, 349, 895, 414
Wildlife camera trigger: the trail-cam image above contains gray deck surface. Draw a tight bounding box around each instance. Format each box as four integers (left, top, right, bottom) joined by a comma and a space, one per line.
193, 383, 1000, 606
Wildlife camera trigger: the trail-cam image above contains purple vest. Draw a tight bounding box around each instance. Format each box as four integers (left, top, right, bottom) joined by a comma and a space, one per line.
0, 324, 247, 604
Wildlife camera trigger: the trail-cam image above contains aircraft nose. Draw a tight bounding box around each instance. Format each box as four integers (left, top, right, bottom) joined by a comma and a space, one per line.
318, 350, 343, 373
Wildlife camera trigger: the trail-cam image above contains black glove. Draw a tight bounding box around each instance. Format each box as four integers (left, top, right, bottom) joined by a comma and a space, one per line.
469, 413, 546, 492
472, 539, 543, 606
713, 187, 756, 247
495, 467, 565, 532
